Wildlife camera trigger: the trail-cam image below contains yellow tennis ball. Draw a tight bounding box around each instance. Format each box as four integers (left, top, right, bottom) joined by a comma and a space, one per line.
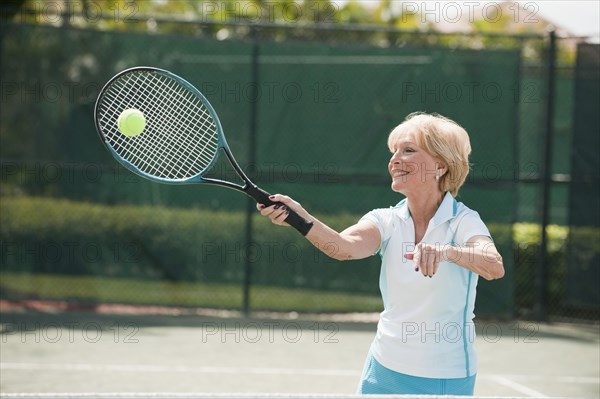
118, 109, 146, 137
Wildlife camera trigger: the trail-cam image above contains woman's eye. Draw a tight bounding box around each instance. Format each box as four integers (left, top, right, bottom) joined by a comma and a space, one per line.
405, 147, 415, 153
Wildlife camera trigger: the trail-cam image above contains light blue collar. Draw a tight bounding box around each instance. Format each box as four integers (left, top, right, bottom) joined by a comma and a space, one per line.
394, 192, 457, 224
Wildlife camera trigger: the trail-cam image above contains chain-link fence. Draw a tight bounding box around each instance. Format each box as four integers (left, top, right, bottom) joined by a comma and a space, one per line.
1, 6, 598, 321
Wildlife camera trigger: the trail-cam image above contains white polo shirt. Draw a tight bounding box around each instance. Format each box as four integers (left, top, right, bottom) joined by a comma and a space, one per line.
360, 192, 491, 379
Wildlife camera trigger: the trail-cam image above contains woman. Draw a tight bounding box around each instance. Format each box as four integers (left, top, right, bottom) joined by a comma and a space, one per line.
257, 112, 504, 395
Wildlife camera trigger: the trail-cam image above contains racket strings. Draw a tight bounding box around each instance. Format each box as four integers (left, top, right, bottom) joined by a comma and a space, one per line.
113, 74, 173, 175
127, 73, 215, 178
158, 83, 217, 174
97, 69, 219, 180
132, 77, 201, 177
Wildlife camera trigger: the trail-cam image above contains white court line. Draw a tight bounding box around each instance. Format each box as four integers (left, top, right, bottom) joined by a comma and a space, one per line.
555, 376, 599, 384
0, 394, 554, 399
487, 374, 600, 385
2, 362, 598, 387
488, 375, 548, 398
0, 362, 359, 377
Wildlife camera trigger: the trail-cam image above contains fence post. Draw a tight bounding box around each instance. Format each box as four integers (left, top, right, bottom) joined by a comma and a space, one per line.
243, 25, 260, 316
536, 29, 557, 322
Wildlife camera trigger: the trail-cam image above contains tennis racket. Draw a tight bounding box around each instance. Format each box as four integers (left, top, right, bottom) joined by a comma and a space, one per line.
94, 66, 314, 236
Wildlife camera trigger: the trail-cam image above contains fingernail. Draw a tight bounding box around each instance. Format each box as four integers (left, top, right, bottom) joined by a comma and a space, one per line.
269, 195, 275, 199
274, 204, 281, 209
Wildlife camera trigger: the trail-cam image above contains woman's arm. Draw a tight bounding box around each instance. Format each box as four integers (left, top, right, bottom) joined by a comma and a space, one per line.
406, 235, 505, 281
257, 194, 381, 261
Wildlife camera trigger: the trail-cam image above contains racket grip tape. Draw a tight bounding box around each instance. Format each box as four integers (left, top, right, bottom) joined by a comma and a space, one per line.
246, 185, 314, 236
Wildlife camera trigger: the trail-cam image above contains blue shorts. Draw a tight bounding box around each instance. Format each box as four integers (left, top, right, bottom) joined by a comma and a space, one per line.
357, 352, 476, 395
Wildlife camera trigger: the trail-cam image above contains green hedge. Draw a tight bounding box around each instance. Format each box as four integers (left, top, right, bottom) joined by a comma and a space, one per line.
0, 197, 378, 291
1, 197, 246, 281
512, 223, 599, 317
1, 196, 593, 314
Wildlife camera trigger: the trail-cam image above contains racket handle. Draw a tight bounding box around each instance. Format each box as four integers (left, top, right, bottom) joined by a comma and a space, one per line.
246, 185, 314, 236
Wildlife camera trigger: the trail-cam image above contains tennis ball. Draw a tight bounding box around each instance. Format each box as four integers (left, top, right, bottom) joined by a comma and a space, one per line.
118, 109, 146, 137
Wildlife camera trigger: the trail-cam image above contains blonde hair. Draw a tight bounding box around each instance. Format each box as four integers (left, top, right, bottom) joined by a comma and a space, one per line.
388, 112, 471, 196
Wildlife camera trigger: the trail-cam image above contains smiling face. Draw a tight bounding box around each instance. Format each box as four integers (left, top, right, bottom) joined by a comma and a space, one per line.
387, 113, 472, 197
388, 132, 445, 195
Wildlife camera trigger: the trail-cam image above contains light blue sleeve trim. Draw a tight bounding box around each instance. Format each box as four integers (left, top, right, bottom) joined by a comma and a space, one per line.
359, 211, 387, 256
379, 238, 390, 258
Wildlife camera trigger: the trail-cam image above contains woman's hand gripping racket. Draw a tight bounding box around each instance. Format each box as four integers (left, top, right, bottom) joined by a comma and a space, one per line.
94, 66, 313, 236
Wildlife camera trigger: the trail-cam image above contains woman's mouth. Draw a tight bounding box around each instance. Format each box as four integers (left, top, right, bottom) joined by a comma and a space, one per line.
391, 170, 410, 178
